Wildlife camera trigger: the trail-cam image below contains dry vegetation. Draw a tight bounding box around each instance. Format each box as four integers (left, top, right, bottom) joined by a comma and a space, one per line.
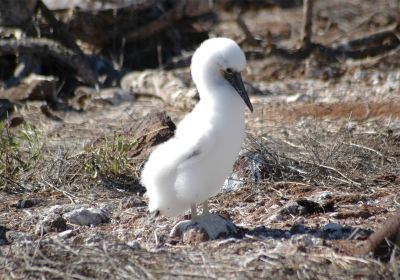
1, 0, 400, 279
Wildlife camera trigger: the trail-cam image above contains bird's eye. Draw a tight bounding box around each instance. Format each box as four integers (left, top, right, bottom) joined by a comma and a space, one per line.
226, 68, 233, 74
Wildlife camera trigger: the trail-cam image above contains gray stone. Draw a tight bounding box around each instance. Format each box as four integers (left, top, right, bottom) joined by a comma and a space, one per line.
6, 231, 34, 243
127, 240, 141, 249
323, 223, 343, 232
64, 205, 111, 226
35, 213, 68, 235
14, 198, 44, 209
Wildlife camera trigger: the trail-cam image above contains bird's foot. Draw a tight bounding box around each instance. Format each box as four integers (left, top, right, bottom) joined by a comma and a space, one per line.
170, 214, 236, 241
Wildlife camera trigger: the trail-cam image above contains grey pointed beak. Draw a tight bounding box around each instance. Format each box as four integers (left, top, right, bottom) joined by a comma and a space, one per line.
224, 71, 253, 112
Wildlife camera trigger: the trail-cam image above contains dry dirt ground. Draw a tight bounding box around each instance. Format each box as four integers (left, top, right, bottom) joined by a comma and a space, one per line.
1, 1, 400, 279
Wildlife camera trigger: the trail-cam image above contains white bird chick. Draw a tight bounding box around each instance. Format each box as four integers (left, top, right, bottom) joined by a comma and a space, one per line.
141, 38, 252, 237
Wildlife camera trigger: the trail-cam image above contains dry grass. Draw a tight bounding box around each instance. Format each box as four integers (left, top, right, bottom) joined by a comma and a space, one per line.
1, 118, 400, 279
0, 231, 398, 279
242, 120, 400, 190
2, 0, 400, 277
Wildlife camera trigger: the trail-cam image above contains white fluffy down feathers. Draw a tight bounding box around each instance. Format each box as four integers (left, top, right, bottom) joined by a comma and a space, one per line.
140, 37, 250, 216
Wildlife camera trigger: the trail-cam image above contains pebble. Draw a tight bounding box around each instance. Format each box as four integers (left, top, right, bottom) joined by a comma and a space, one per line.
64, 205, 111, 226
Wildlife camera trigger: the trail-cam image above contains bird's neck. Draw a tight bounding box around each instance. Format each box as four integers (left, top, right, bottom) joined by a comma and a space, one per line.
197, 82, 246, 119
193, 65, 246, 118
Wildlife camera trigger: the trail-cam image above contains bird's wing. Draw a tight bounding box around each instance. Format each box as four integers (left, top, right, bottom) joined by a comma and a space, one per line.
174, 124, 215, 169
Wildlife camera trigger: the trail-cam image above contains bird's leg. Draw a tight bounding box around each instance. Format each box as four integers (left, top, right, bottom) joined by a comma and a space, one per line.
202, 201, 209, 215
190, 203, 198, 219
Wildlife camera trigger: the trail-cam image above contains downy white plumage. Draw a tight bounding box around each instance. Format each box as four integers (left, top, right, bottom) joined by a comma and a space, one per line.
141, 37, 253, 218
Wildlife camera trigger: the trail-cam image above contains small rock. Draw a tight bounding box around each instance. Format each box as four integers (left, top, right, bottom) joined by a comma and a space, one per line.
353, 69, 368, 81
35, 213, 68, 235
122, 111, 176, 159
70, 86, 94, 110
6, 231, 34, 243
170, 214, 236, 243
290, 224, 307, 234
323, 223, 343, 232
0, 75, 57, 102
318, 191, 333, 201
120, 196, 146, 209
58, 229, 76, 239
371, 72, 383, 85
297, 199, 335, 214
280, 202, 304, 216
64, 205, 111, 226
6, 115, 24, 127
182, 228, 209, 244
285, 93, 310, 103
280, 199, 335, 216
291, 234, 323, 247
13, 198, 44, 209
127, 240, 141, 249
95, 87, 134, 105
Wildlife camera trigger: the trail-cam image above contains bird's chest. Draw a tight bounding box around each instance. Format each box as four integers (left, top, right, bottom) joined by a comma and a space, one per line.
209, 120, 245, 163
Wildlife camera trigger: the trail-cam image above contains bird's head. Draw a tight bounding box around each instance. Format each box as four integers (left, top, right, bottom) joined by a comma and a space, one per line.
191, 37, 253, 112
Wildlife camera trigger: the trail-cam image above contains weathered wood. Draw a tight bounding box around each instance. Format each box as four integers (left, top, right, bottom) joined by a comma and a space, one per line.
37, 0, 83, 54
46, 0, 228, 47
0, 38, 97, 86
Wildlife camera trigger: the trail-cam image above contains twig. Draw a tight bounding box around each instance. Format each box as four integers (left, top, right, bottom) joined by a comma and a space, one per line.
0, 173, 25, 189
350, 142, 391, 164
300, 0, 314, 50
43, 180, 78, 203
24, 265, 94, 280
354, 209, 400, 258
316, 163, 361, 186
236, 11, 259, 46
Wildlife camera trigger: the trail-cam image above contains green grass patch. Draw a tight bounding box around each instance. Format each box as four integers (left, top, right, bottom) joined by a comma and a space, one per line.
84, 134, 138, 179
0, 122, 45, 191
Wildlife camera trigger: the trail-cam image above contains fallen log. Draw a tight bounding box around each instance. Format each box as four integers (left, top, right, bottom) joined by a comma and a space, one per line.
0, 38, 98, 86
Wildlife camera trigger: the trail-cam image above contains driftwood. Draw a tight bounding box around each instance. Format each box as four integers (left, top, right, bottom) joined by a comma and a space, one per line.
0, 38, 97, 86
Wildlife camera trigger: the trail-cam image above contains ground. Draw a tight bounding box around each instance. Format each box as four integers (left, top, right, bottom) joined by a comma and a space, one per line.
1, 1, 400, 279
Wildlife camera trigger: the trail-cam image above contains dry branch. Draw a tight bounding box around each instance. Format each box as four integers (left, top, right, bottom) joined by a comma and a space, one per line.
300, 0, 314, 49
258, 26, 400, 61
0, 38, 98, 86
354, 210, 400, 260
236, 12, 259, 46
36, 0, 83, 54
